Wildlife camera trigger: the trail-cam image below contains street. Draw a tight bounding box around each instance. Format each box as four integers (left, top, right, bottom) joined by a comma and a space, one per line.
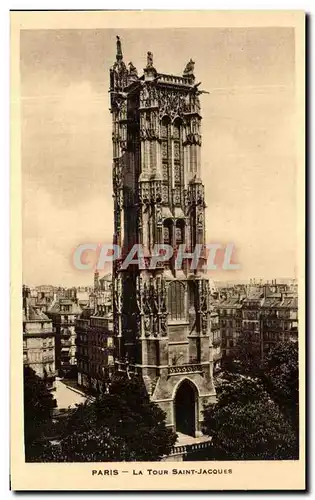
54, 378, 87, 410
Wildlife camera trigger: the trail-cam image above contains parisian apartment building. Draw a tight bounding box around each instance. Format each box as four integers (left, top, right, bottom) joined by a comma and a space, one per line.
47, 297, 82, 377
23, 285, 56, 390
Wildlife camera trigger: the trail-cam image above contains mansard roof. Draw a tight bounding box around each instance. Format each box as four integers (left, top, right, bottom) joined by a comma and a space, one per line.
23, 305, 51, 322
48, 299, 82, 315
99, 273, 112, 283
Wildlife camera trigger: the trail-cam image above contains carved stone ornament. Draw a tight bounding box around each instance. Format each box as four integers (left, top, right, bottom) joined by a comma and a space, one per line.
173, 186, 181, 205
137, 208, 143, 230
147, 51, 154, 68
136, 275, 144, 314
113, 158, 123, 191
157, 89, 189, 120
198, 279, 209, 314
183, 58, 195, 76
184, 189, 191, 210
201, 312, 208, 335
116, 36, 123, 60
114, 279, 122, 314
156, 206, 163, 227
144, 315, 152, 335
139, 182, 151, 204
128, 61, 138, 76
160, 314, 167, 336
150, 181, 162, 203
139, 127, 159, 141
197, 210, 204, 230
188, 182, 205, 206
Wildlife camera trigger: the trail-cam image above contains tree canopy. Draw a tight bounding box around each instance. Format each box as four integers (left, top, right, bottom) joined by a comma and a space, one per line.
34, 374, 177, 462
223, 330, 262, 376
262, 342, 299, 432
203, 341, 299, 460
23, 366, 56, 460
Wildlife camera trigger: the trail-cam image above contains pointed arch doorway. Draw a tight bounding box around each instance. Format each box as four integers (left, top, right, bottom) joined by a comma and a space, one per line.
174, 380, 197, 437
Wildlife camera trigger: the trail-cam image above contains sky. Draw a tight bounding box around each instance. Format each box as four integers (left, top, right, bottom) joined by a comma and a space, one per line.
20, 27, 297, 286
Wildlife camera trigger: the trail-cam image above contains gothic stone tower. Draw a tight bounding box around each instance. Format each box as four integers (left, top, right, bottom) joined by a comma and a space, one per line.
110, 37, 216, 437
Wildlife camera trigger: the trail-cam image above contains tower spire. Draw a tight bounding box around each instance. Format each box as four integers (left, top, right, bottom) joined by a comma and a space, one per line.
116, 35, 123, 61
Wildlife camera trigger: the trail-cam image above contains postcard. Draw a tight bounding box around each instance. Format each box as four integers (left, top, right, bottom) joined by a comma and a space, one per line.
10, 10, 305, 491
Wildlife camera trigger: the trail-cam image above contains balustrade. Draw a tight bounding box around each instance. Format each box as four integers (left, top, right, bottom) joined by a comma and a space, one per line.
168, 364, 202, 375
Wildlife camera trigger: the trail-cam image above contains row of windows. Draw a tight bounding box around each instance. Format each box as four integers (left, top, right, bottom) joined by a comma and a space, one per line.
243, 321, 260, 330
242, 311, 259, 320
263, 332, 283, 341
59, 316, 76, 324
221, 330, 239, 339
90, 318, 112, 328
263, 320, 298, 330
212, 330, 221, 341
222, 339, 237, 348
219, 309, 242, 317
24, 350, 54, 362
87, 357, 114, 373
23, 339, 54, 348
77, 337, 114, 348
219, 309, 298, 320
220, 319, 242, 328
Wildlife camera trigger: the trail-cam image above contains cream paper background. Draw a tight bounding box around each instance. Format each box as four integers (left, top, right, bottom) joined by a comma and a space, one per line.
10, 10, 305, 491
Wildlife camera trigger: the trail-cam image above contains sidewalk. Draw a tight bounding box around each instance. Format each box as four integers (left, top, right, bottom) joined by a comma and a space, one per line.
54, 379, 87, 409
175, 432, 211, 446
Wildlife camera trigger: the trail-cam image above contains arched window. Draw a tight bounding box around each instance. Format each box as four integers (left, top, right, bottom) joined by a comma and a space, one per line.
163, 219, 173, 271
161, 116, 171, 203
168, 281, 185, 320
188, 280, 196, 309
163, 218, 173, 246
173, 118, 184, 205
175, 219, 185, 246
150, 140, 157, 174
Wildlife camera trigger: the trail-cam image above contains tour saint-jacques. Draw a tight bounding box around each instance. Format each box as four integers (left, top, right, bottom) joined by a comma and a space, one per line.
22, 36, 299, 462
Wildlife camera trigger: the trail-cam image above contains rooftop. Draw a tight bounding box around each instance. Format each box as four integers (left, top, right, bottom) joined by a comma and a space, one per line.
23, 305, 51, 323
48, 299, 82, 315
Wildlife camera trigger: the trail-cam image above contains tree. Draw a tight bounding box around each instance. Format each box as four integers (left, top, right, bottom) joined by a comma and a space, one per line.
224, 330, 262, 376
60, 429, 132, 462
23, 367, 56, 461
203, 372, 298, 460
45, 374, 177, 462
262, 342, 299, 433
31, 429, 131, 463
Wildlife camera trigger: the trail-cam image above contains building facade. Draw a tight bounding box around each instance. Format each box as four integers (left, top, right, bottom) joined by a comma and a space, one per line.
215, 281, 298, 366
210, 307, 221, 374
217, 295, 243, 363
76, 305, 115, 392
260, 292, 298, 357
47, 298, 82, 377
110, 37, 216, 437
76, 272, 114, 391
23, 286, 56, 390
28, 285, 57, 313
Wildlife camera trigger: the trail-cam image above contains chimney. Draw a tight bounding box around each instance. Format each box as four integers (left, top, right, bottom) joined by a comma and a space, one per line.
22, 285, 30, 320
94, 270, 100, 292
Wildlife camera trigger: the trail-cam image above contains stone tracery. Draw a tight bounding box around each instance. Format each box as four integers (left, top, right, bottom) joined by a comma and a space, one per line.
110, 37, 216, 436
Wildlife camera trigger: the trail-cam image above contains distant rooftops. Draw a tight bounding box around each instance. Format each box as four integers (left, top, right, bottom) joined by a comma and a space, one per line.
48, 298, 82, 315
99, 273, 112, 283
23, 305, 51, 323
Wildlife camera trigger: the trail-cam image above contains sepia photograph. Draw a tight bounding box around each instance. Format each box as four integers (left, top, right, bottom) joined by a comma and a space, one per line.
10, 10, 305, 491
